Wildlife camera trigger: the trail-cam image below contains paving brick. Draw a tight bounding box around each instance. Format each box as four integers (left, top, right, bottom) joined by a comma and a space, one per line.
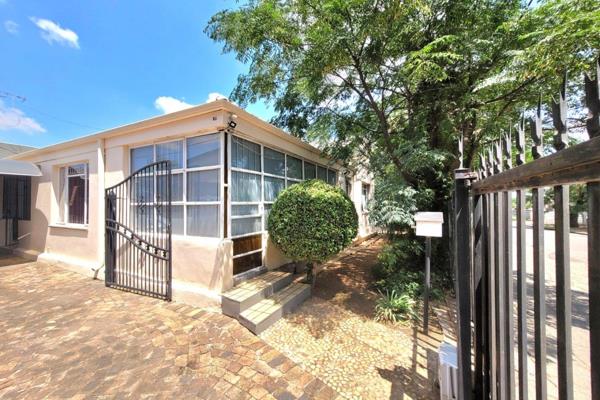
0, 258, 338, 399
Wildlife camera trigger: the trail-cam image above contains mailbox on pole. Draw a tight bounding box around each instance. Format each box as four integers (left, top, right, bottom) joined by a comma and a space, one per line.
414, 212, 444, 334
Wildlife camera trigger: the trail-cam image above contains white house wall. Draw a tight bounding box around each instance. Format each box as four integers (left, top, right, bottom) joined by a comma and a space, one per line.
6, 101, 373, 305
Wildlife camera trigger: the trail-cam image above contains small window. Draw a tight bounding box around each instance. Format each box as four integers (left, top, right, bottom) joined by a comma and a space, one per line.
187, 170, 220, 202
327, 169, 337, 186
264, 147, 285, 176
361, 183, 370, 212
317, 166, 328, 182
156, 140, 183, 169
131, 145, 153, 172
286, 155, 303, 180
187, 205, 219, 237
231, 171, 261, 202
345, 178, 352, 196
187, 134, 220, 168
231, 136, 261, 172
264, 176, 285, 202
304, 162, 316, 179
60, 163, 89, 225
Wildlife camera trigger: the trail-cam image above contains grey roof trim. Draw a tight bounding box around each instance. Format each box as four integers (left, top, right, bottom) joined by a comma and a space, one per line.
0, 159, 42, 177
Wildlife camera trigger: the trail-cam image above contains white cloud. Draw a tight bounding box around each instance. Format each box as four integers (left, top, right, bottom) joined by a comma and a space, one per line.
4, 20, 18, 35
205, 92, 228, 103
154, 96, 194, 114
30, 17, 79, 48
0, 100, 46, 134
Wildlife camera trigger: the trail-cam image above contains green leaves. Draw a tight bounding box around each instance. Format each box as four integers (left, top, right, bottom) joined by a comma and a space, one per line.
267, 179, 358, 263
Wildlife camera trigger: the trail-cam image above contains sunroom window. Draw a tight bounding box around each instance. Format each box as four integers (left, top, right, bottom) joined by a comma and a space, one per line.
129, 132, 222, 237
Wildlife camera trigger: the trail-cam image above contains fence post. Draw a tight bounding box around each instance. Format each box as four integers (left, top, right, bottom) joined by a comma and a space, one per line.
454, 166, 477, 400
584, 58, 600, 399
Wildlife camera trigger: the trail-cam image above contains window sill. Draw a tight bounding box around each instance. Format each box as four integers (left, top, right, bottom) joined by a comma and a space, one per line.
49, 223, 89, 231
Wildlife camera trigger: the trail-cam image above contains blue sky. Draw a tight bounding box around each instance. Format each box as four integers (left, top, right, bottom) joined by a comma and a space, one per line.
0, 0, 274, 148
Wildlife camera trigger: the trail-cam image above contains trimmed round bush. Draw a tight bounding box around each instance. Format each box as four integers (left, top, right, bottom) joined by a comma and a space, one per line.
267, 179, 358, 264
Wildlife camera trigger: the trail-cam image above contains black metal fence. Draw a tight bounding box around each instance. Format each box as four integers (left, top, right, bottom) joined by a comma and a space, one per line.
454, 60, 599, 399
105, 161, 172, 300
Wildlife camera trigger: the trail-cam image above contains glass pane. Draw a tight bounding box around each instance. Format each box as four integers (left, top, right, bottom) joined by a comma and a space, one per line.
264, 147, 285, 176
67, 163, 86, 176
187, 205, 219, 237
68, 175, 86, 224
317, 166, 328, 181
232, 205, 259, 216
187, 133, 220, 168
231, 171, 261, 202
327, 169, 337, 185
264, 176, 285, 202
132, 176, 154, 203
263, 204, 272, 230
287, 180, 300, 188
231, 136, 261, 172
187, 170, 220, 202
232, 217, 262, 236
286, 155, 303, 179
131, 145, 153, 171
156, 204, 183, 235
157, 173, 183, 202
131, 204, 154, 231
170, 205, 184, 235
156, 141, 183, 169
304, 162, 316, 180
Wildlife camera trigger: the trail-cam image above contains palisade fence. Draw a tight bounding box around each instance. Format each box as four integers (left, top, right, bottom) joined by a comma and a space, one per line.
453, 59, 599, 400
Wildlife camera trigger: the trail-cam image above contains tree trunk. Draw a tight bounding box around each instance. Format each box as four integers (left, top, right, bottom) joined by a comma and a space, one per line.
306, 261, 316, 290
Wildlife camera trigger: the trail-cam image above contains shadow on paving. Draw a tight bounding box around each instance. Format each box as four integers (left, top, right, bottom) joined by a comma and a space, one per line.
260, 236, 442, 400
0, 256, 339, 399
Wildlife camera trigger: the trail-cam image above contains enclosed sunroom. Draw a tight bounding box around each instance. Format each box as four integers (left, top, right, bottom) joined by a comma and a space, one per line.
5, 99, 373, 306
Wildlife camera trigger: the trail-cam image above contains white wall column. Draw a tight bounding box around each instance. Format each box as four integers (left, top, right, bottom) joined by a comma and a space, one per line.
97, 139, 105, 270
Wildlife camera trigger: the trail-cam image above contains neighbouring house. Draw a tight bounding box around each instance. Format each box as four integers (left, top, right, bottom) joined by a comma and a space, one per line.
0, 142, 35, 159
0, 142, 39, 248
1, 100, 374, 309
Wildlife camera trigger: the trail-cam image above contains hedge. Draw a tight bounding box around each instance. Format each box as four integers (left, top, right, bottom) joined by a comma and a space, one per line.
267, 179, 358, 263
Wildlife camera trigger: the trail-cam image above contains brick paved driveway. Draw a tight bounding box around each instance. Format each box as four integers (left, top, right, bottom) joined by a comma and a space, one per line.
0, 257, 337, 399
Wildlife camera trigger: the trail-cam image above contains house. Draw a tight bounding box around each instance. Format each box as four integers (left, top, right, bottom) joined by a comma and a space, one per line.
1, 100, 374, 312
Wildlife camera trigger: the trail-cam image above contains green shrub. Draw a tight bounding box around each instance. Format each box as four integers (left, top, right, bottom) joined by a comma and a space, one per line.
268, 180, 358, 281
374, 236, 423, 278
375, 290, 417, 323
373, 236, 449, 321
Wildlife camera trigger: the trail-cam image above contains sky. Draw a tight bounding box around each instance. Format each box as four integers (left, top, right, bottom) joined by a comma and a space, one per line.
0, 0, 274, 148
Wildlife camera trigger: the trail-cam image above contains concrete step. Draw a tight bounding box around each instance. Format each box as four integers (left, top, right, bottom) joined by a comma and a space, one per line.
221, 270, 293, 318
238, 282, 311, 335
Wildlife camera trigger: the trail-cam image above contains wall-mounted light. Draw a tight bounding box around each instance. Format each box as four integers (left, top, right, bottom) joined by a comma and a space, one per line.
227, 113, 238, 130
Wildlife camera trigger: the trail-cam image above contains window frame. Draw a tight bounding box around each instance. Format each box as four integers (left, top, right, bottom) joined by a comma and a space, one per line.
129, 132, 224, 239
228, 134, 340, 241
59, 162, 89, 226
361, 182, 371, 212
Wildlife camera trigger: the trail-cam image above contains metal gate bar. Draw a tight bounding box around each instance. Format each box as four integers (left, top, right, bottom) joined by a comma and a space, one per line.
454, 62, 600, 399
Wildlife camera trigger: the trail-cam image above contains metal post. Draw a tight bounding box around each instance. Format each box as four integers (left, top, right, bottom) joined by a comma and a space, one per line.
423, 236, 431, 334
455, 167, 477, 400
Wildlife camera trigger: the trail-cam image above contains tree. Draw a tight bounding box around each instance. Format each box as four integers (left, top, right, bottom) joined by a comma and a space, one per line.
207, 0, 600, 271
267, 180, 358, 285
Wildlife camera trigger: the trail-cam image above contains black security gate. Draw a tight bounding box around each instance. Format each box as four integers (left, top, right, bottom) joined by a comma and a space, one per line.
453, 62, 599, 399
105, 161, 172, 300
